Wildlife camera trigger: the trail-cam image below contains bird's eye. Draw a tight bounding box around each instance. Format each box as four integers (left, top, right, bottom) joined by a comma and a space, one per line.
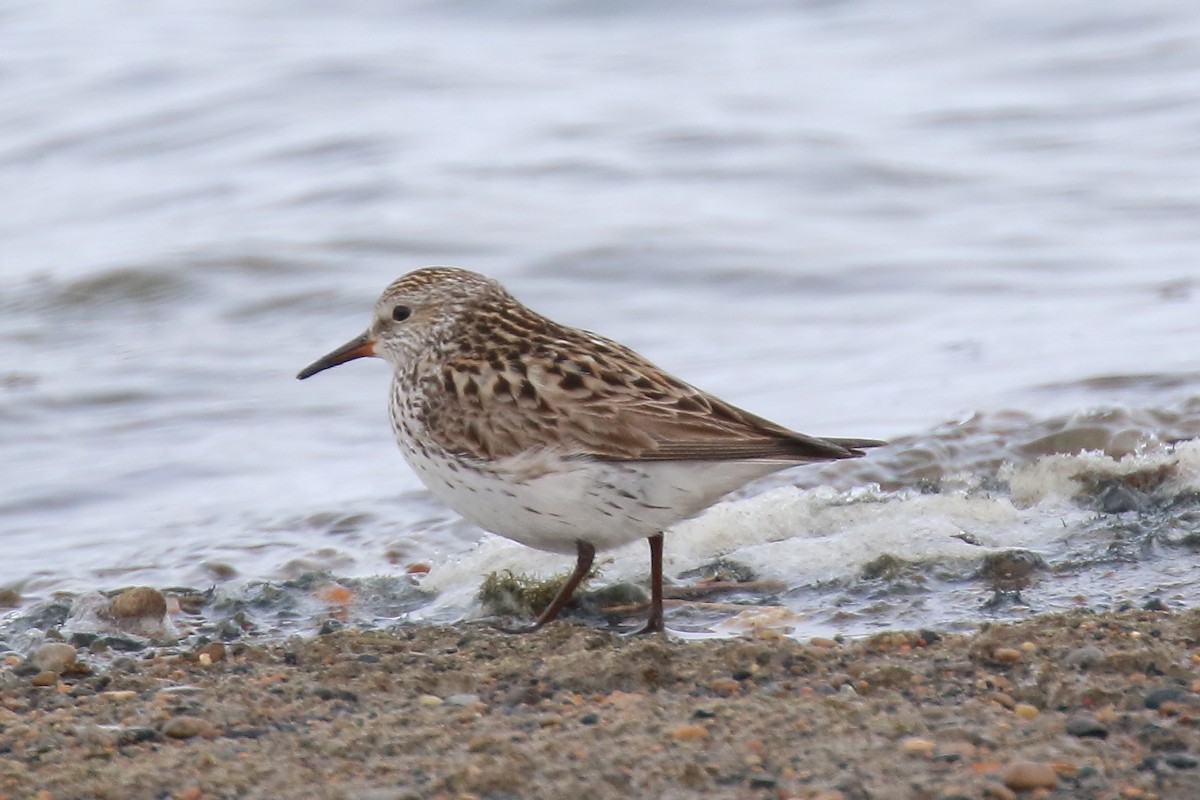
391, 305, 412, 322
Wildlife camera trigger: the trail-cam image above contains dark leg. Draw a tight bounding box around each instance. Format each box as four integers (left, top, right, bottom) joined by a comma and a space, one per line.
498, 540, 595, 634
632, 533, 665, 635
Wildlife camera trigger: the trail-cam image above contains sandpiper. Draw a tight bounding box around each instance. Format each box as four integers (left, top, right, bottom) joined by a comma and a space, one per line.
298, 267, 883, 633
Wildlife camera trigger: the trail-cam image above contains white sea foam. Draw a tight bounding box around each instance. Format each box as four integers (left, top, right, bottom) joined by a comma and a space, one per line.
413, 441, 1200, 630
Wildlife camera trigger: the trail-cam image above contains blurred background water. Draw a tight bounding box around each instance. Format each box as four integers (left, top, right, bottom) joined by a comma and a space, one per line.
2, 0, 1200, 638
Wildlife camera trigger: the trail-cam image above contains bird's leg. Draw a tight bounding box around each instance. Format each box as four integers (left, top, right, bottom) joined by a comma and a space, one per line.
497, 540, 595, 634
631, 533, 665, 635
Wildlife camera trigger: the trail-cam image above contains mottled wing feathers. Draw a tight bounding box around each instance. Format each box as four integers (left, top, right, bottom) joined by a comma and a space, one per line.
419, 306, 883, 464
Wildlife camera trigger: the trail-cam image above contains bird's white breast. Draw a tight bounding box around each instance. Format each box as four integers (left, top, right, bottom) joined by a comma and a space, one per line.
391, 402, 790, 554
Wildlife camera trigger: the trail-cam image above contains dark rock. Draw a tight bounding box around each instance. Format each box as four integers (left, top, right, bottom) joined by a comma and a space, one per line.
99, 635, 147, 652
747, 772, 777, 789
1066, 717, 1109, 738
1142, 597, 1168, 611
1138, 724, 1187, 752
1144, 687, 1187, 710
318, 619, 343, 635
1098, 483, 1148, 514
1165, 753, 1199, 769
68, 632, 98, 648
732, 669, 753, 681
117, 727, 159, 745
1064, 646, 1105, 670
917, 629, 942, 645
692, 708, 718, 719
579, 713, 599, 725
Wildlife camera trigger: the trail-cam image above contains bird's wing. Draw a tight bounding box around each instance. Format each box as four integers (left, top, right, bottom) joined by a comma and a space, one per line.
427, 328, 884, 464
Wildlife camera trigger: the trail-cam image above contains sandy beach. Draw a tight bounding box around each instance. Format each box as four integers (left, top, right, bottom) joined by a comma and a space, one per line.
3, 608, 1200, 799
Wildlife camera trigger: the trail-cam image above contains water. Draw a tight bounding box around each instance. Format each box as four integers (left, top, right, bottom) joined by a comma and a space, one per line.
2, 1, 1200, 640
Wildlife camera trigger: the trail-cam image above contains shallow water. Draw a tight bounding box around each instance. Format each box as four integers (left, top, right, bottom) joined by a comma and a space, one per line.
2, 1, 1200, 640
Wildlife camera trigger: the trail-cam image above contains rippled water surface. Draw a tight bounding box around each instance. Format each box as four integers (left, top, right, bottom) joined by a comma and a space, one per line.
2, 1, 1200, 639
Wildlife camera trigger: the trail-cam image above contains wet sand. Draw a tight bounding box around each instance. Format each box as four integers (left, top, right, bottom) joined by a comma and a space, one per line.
3, 609, 1200, 799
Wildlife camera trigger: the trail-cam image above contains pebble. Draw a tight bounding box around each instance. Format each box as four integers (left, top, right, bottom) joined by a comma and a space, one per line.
901, 737, 936, 756
1066, 717, 1110, 738
444, 693, 480, 706
983, 784, 1017, 800
31, 642, 77, 674
709, 678, 740, 695
1001, 761, 1057, 791
117, 727, 159, 745
162, 716, 211, 739
0, 587, 20, 607
672, 724, 709, 741
810, 637, 838, 649
1065, 646, 1105, 670
1014, 703, 1039, 720
30, 671, 58, 687
1165, 753, 1199, 769
992, 648, 1022, 664
417, 694, 444, 706
197, 642, 226, 664
1144, 687, 1186, 710
107, 586, 167, 620
747, 772, 777, 789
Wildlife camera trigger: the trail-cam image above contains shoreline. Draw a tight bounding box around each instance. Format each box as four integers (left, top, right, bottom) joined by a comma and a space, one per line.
3, 609, 1200, 799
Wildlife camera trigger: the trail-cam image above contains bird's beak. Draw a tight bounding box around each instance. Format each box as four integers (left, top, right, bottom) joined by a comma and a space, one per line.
297, 332, 376, 380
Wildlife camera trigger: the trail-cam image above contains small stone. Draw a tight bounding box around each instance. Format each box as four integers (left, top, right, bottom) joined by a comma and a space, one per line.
107, 587, 167, 620
672, 724, 709, 741
1001, 761, 1057, 791
0, 587, 20, 607
444, 693, 480, 707
30, 670, 58, 687
162, 716, 211, 739
693, 707, 718, 719
1065, 646, 1105, 669
983, 784, 1016, 800
709, 678, 740, 695
901, 737, 935, 756
810, 637, 838, 649
1164, 753, 1198, 769
747, 772, 776, 789
1066, 717, 1110, 738
405, 562, 431, 574
1014, 703, 1039, 720
196, 642, 226, 664
31, 642, 77, 674
579, 713, 599, 725
1144, 687, 1187, 710
993, 648, 1022, 664
117, 726, 158, 745
416, 694, 443, 706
